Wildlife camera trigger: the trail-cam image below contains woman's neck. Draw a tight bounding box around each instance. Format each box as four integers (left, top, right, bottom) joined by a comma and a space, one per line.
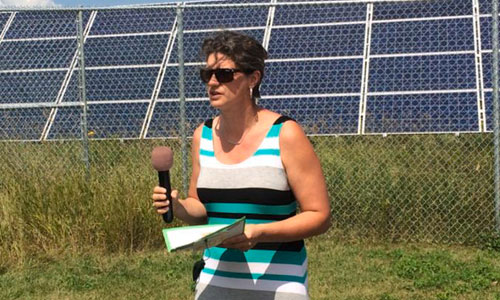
217, 104, 260, 145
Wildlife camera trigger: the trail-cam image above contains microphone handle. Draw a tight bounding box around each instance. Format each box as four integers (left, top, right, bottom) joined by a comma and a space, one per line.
158, 171, 174, 223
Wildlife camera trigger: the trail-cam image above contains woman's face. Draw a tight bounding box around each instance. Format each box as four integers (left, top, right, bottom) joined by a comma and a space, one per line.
204, 52, 257, 109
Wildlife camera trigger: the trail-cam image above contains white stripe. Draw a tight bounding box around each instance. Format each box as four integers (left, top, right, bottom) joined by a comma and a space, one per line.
200, 155, 284, 169
197, 274, 308, 295
203, 257, 307, 277
200, 137, 213, 151
260, 136, 279, 149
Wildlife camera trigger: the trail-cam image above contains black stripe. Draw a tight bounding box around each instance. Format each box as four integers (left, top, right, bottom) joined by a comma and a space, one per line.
273, 115, 295, 125
253, 240, 304, 252
198, 188, 295, 206
204, 119, 213, 128
207, 212, 296, 221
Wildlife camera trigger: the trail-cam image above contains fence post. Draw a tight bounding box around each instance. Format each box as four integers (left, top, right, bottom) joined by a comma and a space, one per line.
177, 3, 188, 193
492, 0, 500, 232
77, 10, 90, 178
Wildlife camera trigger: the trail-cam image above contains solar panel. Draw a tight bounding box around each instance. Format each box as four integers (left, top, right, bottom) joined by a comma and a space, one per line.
0, 71, 66, 104
0, 107, 50, 140
82, 67, 158, 101
262, 59, 363, 96
0, 13, 9, 33
365, 93, 478, 133
0, 1, 496, 140
260, 97, 359, 134
5, 11, 89, 39
372, 0, 472, 20
148, 100, 218, 138
485, 91, 494, 132
368, 54, 477, 92
85, 34, 170, 67
371, 18, 474, 54
169, 29, 265, 63
0, 39, 76, 70
268, 24, 365, 58
183, 5, 268, 30
89, 8, 175, 35
273, 2, 366, 25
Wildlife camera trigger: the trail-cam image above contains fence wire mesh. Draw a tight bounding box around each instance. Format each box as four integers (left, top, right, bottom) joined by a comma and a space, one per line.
0, 0, 498, 255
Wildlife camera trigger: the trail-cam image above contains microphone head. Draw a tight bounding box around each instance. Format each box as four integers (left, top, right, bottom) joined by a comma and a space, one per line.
152, 146, 174, 171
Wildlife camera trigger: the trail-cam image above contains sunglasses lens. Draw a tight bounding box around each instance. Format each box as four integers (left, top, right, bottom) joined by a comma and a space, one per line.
200, 69, 212, 83
215, 69, 234, 83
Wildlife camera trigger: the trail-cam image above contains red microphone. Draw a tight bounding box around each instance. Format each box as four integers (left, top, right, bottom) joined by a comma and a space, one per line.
151, 146, 174, 223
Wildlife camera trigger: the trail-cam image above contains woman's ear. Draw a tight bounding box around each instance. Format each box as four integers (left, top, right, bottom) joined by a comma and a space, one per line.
249, 70, 262, 87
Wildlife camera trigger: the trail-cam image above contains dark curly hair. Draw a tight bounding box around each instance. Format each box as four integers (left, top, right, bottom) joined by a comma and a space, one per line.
201, 31, 268, 101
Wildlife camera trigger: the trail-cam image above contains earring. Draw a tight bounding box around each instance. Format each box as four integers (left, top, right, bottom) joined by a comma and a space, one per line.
249, 87, 253, 99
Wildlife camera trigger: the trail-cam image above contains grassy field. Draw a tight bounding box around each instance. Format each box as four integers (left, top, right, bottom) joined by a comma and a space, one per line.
0, 133, 498, 299
1, 231, 500, 299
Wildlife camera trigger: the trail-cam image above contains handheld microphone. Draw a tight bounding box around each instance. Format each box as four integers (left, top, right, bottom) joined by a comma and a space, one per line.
151, 146, 174, 223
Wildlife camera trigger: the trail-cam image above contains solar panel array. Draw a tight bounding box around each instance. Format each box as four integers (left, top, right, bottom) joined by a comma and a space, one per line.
0, 0, 497, 140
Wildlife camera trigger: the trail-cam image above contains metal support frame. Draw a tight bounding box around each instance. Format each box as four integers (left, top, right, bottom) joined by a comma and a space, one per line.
492, 0, 500, 232
358, 3, 373, 135
177, 3, 188, 193
472, 0, 487, 132
77, 11, 90, 177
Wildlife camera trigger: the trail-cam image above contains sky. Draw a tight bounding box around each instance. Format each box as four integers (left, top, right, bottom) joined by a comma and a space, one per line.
0, 0, 190, 8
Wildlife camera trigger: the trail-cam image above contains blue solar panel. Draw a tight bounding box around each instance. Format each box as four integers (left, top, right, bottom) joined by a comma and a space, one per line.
160, 65, 207, 99
169, 29, 265, 63
481, 52, 495, 89
484, 91, 492, 132
90, 8, 175, 35
0, 107, 49, 140
268, 24, 365, 59
373, 0, 472, 20
273, 2, 366, 25
479, 16, 497, 50
0, 13, 9, 33
0, 71, 66, 103
479, 0, 492, 15
261, 59, 363, 95
0, 39, 76, 70
147, 100, 218, 138
48, 103, 148, 139
85, 34, 170, 67
365, 93, 478, 133
260, 97, 359, 134
369, 54, 476, 92
371, 18, 474, 54
79, 67, 158, 101
5, 11, 90, 39
183, 5, 268, 30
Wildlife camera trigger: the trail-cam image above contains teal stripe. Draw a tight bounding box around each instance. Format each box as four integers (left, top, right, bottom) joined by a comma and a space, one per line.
266, 124, 282, 138
202, 125, 213, 139
202, 268, 307, 284
200, 149, 215, 157
205, 202, 296, 215
204, 247, 306, 265
209, 217, 274, 225
254, 149, 280, 156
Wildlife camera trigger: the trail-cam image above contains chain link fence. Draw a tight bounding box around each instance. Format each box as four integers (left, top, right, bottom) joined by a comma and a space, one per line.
0, 0, 499, 257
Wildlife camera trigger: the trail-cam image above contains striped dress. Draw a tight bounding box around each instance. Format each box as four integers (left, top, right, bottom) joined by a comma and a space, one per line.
195, 116, 309, 300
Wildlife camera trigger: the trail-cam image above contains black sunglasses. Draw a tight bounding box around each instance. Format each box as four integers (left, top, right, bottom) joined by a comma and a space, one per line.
199, 68, 250, 83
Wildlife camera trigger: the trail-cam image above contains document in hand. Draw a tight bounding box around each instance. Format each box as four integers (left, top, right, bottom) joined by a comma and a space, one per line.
162, 217, 246, 252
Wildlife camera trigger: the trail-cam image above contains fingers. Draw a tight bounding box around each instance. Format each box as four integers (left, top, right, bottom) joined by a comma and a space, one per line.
152, 187, 179, 215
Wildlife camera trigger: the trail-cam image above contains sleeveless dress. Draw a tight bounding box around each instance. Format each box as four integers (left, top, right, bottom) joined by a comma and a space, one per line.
195, 116, 309, 300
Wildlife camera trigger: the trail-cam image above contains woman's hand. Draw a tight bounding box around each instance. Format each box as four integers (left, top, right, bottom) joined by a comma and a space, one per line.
151, 186, 178, 215
220, 224, 263, 251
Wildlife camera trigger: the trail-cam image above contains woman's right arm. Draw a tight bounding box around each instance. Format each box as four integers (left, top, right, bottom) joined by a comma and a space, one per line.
152, 124, 207, 225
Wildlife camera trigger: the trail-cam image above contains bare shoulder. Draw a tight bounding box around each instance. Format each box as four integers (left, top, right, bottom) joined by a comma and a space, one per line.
279, 118, 308, 146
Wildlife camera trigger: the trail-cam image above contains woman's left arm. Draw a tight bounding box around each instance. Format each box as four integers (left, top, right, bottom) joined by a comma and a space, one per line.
221, 121, 331, 250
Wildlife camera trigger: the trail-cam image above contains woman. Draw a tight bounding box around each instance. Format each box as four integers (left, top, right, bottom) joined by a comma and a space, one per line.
152, 31, 331, 300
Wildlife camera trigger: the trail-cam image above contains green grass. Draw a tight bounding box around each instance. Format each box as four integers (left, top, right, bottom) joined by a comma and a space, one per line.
1, 231, 500, 299
0, 134, 496, 267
